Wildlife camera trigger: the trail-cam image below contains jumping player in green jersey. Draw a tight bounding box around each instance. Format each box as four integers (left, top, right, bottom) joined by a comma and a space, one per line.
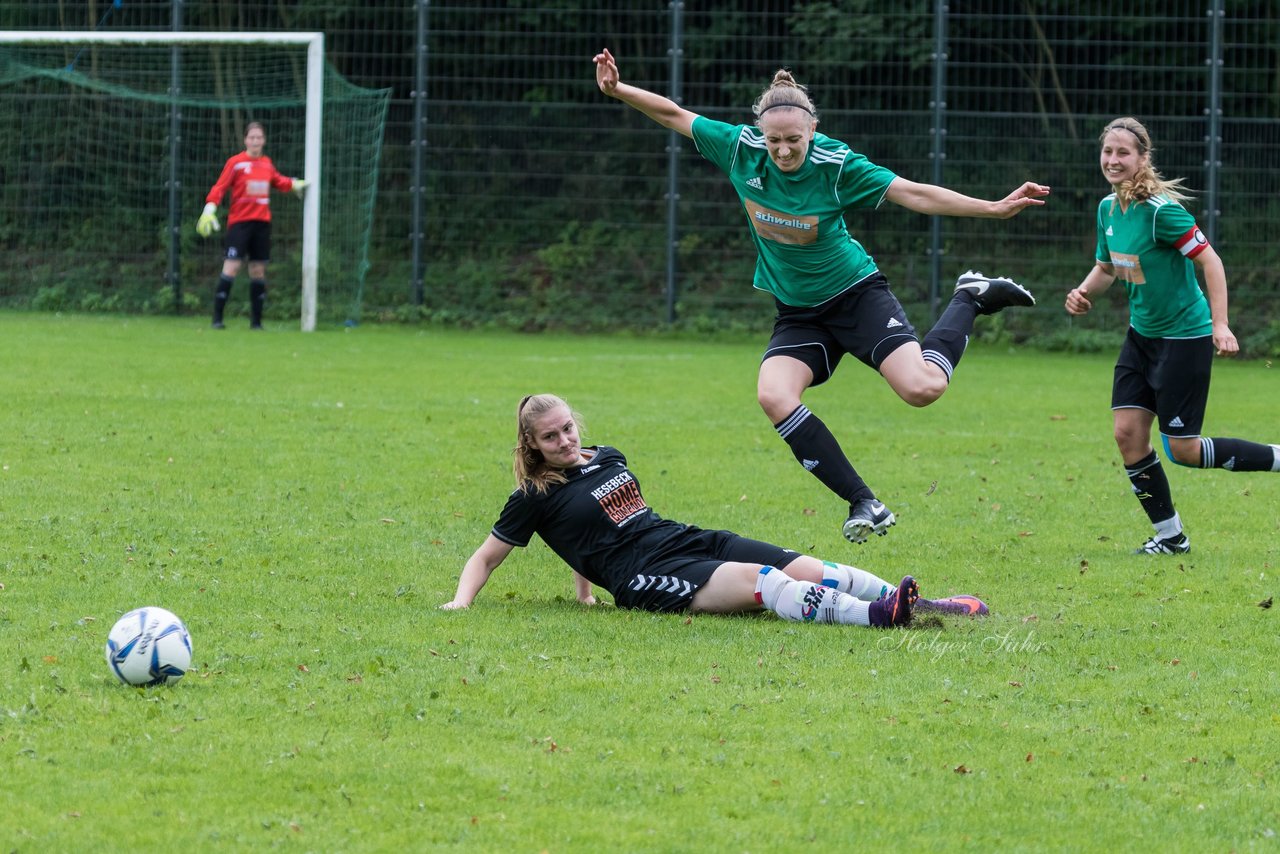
593, 49, 1050, 545
442, 394, 990, 625
1065, 117, 1280, 555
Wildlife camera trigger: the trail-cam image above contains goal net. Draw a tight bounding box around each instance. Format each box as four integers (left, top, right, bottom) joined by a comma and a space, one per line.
0, 32, 389, 329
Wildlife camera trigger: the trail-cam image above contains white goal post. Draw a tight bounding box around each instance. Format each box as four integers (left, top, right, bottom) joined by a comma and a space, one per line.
0, 31, 325, 331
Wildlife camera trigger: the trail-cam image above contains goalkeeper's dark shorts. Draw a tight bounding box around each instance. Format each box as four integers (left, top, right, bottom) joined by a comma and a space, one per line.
225, 220, 271, 263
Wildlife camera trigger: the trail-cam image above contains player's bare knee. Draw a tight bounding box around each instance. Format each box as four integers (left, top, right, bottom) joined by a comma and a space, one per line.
1113, 424, 1145, 452
757, 387, 799, 422
894, 376, 946, 408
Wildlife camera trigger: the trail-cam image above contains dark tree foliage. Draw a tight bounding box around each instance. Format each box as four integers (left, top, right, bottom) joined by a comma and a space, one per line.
0, 1, 1277, 348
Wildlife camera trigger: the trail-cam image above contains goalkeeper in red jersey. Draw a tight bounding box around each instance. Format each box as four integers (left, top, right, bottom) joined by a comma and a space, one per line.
197, 122, 307, 330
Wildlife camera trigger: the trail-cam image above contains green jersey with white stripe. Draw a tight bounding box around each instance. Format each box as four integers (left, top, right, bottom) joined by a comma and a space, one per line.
690, 115, 896, 308
1094, 193, 1213, 338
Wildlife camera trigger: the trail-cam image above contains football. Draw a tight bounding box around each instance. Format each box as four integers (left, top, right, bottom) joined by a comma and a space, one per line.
104, 606, 193, 686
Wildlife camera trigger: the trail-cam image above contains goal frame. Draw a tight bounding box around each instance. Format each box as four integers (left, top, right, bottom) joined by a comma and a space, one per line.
0, 30, 325, 331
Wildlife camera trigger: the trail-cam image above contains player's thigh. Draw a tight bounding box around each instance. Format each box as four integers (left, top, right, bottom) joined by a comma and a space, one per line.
246, 222, 272, 264
1151, 336, 1212, 438
762, 320, 839, 388
224, 222, 253, 262
823, 278, 918, 370
689, 562, 764, 614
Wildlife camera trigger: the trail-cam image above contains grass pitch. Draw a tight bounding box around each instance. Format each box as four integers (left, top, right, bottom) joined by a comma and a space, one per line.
1, 313, 1277, 851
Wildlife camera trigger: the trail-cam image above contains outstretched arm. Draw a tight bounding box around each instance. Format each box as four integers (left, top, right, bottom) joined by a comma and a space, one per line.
593, 48, 698, 139
442, 534, 515, 610
885, 178, 1050, 219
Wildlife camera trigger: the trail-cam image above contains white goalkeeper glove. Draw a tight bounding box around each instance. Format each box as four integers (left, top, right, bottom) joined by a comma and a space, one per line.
196, 202, 220, 238
291, 178, 309, 197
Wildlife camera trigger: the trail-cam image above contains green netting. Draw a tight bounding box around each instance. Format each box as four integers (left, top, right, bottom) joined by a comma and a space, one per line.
0, 43, 389, 323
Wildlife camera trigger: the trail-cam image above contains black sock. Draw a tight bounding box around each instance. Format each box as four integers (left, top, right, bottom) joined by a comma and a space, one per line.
920, 292, 976, 381
1197, 437, 1277, 472
774, 405, 873, 505
1126, 450, 1177, 525
250, 279, 267, 326
212, 274, 234, 323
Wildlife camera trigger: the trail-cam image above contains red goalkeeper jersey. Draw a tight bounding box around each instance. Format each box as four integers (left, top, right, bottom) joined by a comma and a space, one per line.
205, 152, 298, 225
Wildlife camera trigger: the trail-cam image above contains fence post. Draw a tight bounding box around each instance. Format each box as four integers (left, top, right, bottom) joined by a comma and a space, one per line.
411, 0, 430, 308
665, 1, 684, 324
168, 0, 183, 314
1203, 0, 1224, 243
927, 0, 948, 322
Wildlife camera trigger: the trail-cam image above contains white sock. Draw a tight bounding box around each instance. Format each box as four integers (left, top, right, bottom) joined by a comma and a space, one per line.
821, 560, 893, 601
1271, 444, 1280, 472
755, 566, 871, 626
1154, 513, 1184, 540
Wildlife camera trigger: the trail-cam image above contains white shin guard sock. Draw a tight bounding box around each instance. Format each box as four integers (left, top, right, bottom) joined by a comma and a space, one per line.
756, 566, 872, 626
821, 560, 893, 601
1153, 513, 1183, 540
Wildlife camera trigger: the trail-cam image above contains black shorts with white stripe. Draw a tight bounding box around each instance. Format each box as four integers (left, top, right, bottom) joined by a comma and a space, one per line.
610, 528, 801, 612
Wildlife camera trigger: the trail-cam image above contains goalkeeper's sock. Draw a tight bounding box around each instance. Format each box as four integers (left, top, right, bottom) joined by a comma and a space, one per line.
755, 566, 871, 626
212, 274, 233, 326
249, 280, 267, 328
819, 560, 893, 602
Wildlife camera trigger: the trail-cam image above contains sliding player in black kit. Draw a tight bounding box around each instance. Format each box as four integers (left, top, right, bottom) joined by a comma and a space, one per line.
443, 395, 989, 625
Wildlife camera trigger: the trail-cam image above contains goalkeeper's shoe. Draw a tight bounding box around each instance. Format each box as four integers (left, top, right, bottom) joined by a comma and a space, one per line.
1134, 533, 1190, 555
842, 498, 895, 544
916, 594, 989, 617
868, 576, 917, 628
954, 271, 1035, 315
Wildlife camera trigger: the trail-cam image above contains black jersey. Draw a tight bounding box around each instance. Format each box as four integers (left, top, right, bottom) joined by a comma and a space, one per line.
490, 446, 704, 596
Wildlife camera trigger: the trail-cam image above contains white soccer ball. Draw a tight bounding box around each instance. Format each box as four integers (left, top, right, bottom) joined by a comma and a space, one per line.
104, 606, 193, 686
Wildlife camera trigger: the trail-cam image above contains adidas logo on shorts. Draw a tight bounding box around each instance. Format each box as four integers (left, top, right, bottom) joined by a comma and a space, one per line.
886, 317, 902, 329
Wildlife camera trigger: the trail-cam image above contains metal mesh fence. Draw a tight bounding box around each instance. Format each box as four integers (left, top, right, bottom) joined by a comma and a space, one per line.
1, 2, 1277, 347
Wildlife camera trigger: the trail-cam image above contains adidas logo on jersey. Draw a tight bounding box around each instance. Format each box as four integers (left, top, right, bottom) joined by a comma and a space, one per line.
746, 177, 764, 190
886, 317, 902, 329
802, 458, 820, 471
1168, 416, 1184, 428
1106, 226, 1114, 236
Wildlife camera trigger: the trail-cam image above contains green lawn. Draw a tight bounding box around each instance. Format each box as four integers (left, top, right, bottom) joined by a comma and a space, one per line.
1, 313, 1276, 851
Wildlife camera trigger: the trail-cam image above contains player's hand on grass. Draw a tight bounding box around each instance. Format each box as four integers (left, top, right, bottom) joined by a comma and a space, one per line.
196, 202, 220, 238
292, 178, 309, 197
594, 48, 619, 96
